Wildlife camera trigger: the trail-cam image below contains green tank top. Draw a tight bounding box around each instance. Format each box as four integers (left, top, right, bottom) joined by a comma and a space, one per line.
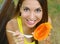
17, 16, 35, 44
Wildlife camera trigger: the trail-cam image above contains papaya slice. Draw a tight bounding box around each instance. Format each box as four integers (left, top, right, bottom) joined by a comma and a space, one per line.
33, 22, 52, 41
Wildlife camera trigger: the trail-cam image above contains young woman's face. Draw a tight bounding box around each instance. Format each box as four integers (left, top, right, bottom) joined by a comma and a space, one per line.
20, 0, 43, 28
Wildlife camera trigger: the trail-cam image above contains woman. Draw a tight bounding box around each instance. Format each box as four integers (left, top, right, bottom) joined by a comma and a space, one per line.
6, 0, 51, 44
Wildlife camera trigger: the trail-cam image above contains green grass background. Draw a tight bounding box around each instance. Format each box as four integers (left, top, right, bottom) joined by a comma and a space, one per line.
48, 0, 60, 44
0, 0, 60, 44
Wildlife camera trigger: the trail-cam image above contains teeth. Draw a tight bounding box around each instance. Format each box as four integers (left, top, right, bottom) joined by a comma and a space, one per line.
28, 20, 34, 22
29, 21, 34, 23
27, 19, 36, 21
26, 19, 36, 25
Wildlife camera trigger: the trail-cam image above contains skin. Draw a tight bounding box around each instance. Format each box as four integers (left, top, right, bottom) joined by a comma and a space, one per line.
6, 0, 51, 44
20, 0, 43, 28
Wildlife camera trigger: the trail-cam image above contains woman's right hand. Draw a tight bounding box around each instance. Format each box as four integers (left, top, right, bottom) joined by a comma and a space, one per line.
12, 31, 24, 44
7, 30, 24, 44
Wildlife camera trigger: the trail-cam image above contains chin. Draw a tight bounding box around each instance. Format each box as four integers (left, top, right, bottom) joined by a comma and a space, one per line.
27, 25, 35, 28
26, 23, 36, 28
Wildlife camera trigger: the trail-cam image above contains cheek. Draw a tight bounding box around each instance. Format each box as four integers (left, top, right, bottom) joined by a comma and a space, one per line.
37, 12, 43, 20
21, 12, 29, 18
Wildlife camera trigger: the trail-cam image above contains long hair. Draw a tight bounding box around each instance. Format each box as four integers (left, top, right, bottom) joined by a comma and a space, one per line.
0, 0, 15, 44
16, 0, 48, 25
15, 0, 48, 44
36, 0, 48, 27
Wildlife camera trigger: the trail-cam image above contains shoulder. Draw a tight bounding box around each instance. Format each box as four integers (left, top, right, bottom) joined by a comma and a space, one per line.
6, 17, 18, 31
48, 16, 52, 23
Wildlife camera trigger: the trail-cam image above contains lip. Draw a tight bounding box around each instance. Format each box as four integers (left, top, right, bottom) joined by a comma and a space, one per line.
26, 19, 36, 25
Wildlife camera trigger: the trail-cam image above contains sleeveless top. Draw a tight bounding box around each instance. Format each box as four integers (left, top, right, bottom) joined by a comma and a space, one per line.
17, 16, 35, 44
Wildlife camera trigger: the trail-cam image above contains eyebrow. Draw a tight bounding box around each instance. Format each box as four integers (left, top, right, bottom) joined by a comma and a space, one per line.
36, 7, 42, 9
22, 5, 42, 10
23, 7, 30, 10
22, 5, 29, 8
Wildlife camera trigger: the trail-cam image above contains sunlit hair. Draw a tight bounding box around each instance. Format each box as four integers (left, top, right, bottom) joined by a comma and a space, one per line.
16, 0, 48, 27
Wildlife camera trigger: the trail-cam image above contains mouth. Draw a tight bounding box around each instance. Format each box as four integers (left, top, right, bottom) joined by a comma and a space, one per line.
26, 19, 37, 25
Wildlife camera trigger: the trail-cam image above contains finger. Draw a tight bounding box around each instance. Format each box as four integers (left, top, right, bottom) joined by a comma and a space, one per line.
13, 31, 21, 36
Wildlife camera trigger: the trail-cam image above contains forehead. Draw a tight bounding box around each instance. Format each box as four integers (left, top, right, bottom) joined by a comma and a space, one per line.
22, 0, 41, 8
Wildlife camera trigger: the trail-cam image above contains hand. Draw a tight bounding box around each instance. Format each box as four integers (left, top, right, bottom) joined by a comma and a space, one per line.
12, 31, 24, 44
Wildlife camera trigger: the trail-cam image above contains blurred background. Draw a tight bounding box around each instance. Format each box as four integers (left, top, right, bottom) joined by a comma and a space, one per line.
48, 0, 60, 44
0, 0, 60, 44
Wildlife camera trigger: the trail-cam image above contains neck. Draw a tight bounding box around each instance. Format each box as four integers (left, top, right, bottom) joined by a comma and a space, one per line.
22, 25, 35, 42
22, 23, 35, 35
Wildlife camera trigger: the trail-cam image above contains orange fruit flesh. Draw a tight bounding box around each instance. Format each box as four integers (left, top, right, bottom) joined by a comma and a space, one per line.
33, 22, 52, 41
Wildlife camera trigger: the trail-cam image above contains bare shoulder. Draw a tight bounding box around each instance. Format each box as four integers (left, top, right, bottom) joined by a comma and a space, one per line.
48, 16, 52, 23
6, 18, 19, 44
6, 17, 18, 31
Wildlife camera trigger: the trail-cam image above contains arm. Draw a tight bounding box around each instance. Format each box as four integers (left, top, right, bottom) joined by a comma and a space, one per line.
43, 16, 52, 44
6, 21, 16, 44
6, 19, 24, 44
38, 16, 52, 44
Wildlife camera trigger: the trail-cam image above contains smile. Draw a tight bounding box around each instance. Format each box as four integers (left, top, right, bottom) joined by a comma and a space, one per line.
26, 19, 36, 25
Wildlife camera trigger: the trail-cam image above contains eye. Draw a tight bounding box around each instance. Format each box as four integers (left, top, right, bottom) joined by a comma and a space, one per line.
24, 7, 29, 12
35, 8, 41, 13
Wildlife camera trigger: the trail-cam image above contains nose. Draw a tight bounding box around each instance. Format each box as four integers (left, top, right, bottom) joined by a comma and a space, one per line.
29, 12, 36, 20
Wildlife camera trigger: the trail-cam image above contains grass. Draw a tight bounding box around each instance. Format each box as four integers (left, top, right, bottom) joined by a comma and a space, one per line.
48, 0, 60, 44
